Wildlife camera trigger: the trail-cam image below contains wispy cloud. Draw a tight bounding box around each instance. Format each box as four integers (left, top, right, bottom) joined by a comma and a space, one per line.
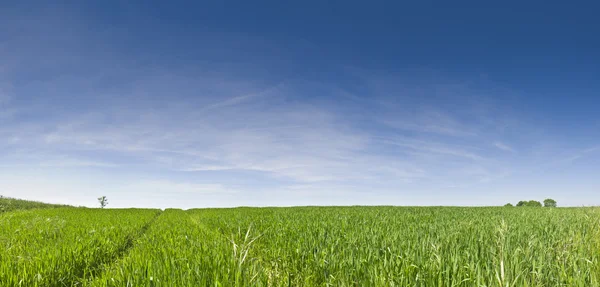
121, 180, 236, 195
383, 109, 477, 137
0, 59, 579, 206
557, 146, 600, 164
2, 71, 519, 189
379, 138, 484, 161
494, 142, 515, 153
201, 83, 284, 111
2, 1, 599, 208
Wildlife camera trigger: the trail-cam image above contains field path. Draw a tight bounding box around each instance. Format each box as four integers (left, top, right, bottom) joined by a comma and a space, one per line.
71, 209, 164, 285
0, 208, 161, 286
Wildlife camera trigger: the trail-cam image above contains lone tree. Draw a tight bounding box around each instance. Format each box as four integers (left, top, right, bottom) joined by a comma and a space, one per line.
543, 198, 557, 207
504, 203, 513, 207
98, 196, 108, 208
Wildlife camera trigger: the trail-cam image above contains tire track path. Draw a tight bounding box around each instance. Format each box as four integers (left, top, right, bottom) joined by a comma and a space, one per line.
67, 209, 164, 286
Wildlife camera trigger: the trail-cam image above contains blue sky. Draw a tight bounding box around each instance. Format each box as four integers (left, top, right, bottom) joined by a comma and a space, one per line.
1, 1, 599, 208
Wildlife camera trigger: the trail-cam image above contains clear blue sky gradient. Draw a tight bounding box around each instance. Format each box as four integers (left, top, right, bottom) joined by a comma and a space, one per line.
1, 1, 599, 207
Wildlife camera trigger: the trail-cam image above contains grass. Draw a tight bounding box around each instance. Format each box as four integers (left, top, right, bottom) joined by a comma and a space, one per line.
0, 207, 160, 286
2, 204, 600, 286
0, 196, 71, 213
88, 206, 600, 286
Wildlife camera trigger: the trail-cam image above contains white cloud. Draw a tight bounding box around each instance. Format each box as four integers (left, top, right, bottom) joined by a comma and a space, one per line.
383, 109, 477, 137
494, 142, 515, 153
380, 138, 484, 161
1, 74, 517, 191
553, 145, 600, 165
201, 83, 284, 111
1, 66, 560, 206
1, 6, 597, 207
120, 180, 235, 195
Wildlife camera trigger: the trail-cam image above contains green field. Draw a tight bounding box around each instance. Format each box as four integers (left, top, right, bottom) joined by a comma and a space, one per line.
0, 196, 70, 213
1, 205, 600, 286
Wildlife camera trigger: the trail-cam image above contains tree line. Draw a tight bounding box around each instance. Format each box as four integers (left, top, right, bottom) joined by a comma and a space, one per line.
504, 198, 557, 207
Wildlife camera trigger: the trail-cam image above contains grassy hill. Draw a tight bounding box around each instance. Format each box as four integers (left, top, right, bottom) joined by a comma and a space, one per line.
0, 196, 70, 213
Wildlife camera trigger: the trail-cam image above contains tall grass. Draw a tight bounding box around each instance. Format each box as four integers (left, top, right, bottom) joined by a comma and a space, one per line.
87, 209, 253, 286
0, 196, 70, 213
0, 208, 160, 286
88, 206, 600, 286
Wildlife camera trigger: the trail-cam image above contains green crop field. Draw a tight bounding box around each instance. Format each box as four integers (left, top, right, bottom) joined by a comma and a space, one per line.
1, 205, 600, 286
0, 196, 70, 213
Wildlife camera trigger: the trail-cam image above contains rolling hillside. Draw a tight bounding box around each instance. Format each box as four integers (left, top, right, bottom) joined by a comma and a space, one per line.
0, 196, 71, 213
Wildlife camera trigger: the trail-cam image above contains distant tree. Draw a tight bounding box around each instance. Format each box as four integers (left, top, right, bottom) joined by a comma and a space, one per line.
543, 198, 557, 207
516, 200, 542, 207
98, 196, 108, 208
504, 203, 513, 207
